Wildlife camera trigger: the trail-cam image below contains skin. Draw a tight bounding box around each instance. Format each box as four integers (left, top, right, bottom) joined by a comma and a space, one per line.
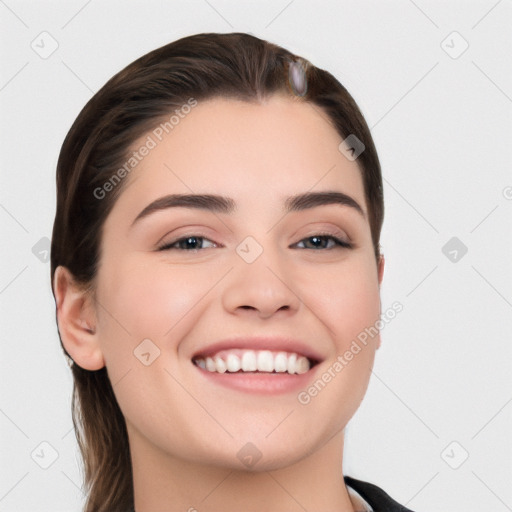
54, 95, 385, 512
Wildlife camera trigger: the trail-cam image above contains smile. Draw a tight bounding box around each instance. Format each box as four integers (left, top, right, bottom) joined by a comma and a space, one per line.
193, 349, 315, 374
192, 342, 322, 395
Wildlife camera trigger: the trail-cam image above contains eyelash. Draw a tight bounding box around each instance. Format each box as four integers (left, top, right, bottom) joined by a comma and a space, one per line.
156, 233, 352, 251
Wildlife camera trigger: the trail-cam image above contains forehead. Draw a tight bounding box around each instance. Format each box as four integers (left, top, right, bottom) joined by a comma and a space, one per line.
110, 95, 366, 220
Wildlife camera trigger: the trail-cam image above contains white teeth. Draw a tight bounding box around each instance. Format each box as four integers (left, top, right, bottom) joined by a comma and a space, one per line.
274, 352, 288, 372
241, 351, 257, 372
226, 353, 241, 372
287, 353, 297, 374
195, 350, 312, 375
257, 350, 274, 372
295, 356, 310, 374
214, 356, 227, 373
206, 357, 216, 372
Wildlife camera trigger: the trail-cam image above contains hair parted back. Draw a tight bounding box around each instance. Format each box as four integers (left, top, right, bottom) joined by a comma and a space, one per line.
50, 32, 383, 512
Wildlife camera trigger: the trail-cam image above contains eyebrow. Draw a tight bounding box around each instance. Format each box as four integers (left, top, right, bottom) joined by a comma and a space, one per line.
130, 191, 365, 227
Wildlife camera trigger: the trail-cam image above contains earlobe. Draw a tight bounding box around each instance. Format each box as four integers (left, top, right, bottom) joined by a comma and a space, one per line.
53, 266, 105, 371
378, 253, 385, 286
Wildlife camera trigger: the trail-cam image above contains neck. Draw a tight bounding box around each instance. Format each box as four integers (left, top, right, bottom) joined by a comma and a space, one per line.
129, 426, 356, 512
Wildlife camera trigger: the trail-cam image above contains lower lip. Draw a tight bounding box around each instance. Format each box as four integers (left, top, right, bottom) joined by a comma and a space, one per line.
193, 363, 320, 395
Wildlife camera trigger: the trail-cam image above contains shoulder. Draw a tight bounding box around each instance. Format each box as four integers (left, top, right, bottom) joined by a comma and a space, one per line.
344, 475, 415, 512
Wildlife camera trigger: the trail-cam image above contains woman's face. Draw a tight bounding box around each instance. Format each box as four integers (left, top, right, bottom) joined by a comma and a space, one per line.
94, 95, 383, 470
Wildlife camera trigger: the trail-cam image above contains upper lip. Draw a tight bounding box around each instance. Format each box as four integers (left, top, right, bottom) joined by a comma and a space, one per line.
191, 336, 325, 364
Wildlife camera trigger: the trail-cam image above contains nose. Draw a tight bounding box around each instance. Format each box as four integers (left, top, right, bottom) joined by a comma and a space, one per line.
221, 248, 301, 320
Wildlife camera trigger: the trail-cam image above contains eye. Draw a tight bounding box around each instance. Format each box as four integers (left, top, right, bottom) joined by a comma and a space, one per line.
293, 234, 352, 250
157, 236, 217, 251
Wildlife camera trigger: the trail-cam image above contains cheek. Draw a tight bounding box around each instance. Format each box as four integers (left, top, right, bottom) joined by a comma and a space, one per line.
94, 259, 213, 440
294, 278, 379, 431
100, 258, 209, 328
296, 257, 380, 407
95, 257, 216, 370
298, 258, 381, 344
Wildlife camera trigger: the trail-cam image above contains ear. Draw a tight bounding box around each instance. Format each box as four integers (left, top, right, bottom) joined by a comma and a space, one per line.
378, 253, 385, 286
53, 266, 105, 371
376, 253, 385, 350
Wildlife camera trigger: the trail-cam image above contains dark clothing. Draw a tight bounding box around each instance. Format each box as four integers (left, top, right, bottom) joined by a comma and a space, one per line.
345, 476, 415, 511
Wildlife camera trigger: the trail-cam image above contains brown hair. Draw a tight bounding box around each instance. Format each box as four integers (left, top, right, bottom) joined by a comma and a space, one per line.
50, 32, 383, 512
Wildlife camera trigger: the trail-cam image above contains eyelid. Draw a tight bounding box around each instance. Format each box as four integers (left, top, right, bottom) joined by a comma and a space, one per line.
293, 225, 351, 243
154, 224, 219, 247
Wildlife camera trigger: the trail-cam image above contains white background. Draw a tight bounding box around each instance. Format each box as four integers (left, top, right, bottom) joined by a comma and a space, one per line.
1, 1, 511, 510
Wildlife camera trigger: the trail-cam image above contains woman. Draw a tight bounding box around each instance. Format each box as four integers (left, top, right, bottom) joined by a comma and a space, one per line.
51, 32, 413, 512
